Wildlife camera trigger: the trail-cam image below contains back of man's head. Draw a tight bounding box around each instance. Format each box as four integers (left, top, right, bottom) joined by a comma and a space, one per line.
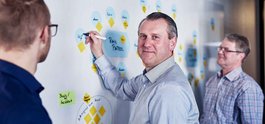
0, 0, 50, 51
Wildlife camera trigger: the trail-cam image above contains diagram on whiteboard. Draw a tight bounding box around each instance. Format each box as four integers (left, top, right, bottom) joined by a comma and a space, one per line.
76, 94, 112, 124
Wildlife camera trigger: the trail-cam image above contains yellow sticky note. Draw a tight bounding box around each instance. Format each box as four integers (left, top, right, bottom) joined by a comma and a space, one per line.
120, 35, 126, 44
178, 57, 182, 63
109, 17, 115, 27
90, 106, 97, 116
203, 60, 207, 67
78, 42, 86, 52
179, 44, 183, 51
211, 25, 215, 31
142, 6, 147, 13
83, 93, 91, 104
193, 38, 197, 45
94, 114, 100, 124
91, 64, 97, 72
201, 74, 205, 80
123, 21, 128, 29
195, 78, 200, 87
96, 22, 103, 32
84, 114, 92, 123
172, 13, 176, 20
99, 106, 106, 116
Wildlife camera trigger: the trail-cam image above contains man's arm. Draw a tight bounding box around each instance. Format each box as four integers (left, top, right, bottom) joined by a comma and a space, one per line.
237, 84, 264, 124
86, 31, 146, 101
95, 55, 146, 101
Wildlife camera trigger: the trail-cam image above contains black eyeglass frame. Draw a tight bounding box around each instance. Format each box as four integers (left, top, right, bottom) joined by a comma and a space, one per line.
48, 24, 58, 37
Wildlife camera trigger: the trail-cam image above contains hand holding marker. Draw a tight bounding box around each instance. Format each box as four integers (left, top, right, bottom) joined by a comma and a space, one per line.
83, 32, 106, 40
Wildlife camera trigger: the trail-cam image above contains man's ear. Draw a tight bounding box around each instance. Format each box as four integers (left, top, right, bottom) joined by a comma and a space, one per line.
239, 53, 246, 60
40, 25, 49, 44
169, 37, 177, 50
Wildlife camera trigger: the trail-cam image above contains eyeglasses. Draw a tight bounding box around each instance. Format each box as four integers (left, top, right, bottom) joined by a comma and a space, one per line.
48, 24, 58, 37
217, 46, 243, 53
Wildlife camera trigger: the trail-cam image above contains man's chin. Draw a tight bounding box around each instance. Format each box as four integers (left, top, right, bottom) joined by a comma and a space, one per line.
38, 54, 48, 63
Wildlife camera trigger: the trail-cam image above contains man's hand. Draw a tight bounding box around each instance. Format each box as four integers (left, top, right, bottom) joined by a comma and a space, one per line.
85, 31, 104, 58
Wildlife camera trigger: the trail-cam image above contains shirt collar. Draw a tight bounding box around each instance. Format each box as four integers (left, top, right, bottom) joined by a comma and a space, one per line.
145, 56, 175, 83
0, 59, 44, 94
217, 67, 243, 81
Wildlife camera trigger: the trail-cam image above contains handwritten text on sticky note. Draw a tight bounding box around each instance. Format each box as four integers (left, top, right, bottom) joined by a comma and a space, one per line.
58, 91, 75, 106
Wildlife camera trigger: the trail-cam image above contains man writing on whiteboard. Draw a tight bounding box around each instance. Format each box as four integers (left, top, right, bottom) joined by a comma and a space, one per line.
0, 0, 56, 123
86, 12, 199, 123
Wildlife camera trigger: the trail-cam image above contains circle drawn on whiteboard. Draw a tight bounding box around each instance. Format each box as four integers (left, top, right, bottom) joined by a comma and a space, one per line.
75, 29, 86, 43
91, 11, 103, 32
156, 0, 162, 12
103, 30, 130, 58
121, 10, 129, 29
106, 7, 115, 27
76, 95, 112, 124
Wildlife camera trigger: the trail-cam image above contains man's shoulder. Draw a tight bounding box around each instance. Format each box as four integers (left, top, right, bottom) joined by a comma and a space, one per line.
0, 101, 52, 124
0, 73, 33, 107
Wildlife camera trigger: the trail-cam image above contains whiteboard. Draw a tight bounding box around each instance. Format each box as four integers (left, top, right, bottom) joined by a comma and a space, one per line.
36, 0, 224, 123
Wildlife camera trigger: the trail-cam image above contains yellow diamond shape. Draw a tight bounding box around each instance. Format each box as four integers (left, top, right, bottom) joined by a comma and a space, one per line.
211, 25, 215, 30
193, 50, 197, 56
99, 106, 106, 116
96, 22, 103, 32
178, 57, 182, 63
195, 78, 200, 87
201, 74, 205, 80
123, 21, 128, 29
78, 42, 86, 53
84, 114, 92, 124
109, 18, 115, 27
172, 13, 176, 20
91, 64, 98, 72
94, 114, 100, 124
203, 61, 207, 67
193, 38, 197, 45
179, 44, 183, 51
142, 6, 147, 13
90, 106, 97, 116
83, 93, 90, 104
120, 35, 126, 44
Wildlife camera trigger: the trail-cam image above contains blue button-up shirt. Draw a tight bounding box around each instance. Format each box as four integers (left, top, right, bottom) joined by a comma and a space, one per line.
200, 67, 264, 124
0, 59, 52, 123
95, 55, 199, 124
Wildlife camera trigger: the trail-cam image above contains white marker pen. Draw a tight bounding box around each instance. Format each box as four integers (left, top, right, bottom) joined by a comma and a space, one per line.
83, 33, 106, 40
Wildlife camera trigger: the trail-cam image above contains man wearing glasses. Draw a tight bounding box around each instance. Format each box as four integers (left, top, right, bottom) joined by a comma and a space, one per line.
200, 33, 264, 124
0, 0, 57, 123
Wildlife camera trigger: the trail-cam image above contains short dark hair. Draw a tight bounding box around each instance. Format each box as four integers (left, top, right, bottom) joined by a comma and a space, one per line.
138, 12, 178, 39
0, 0, 50, 50
225, 33, 250, 62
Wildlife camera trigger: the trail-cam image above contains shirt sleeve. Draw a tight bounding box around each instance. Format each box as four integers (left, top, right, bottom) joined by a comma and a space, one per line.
149, 84, 199, 124
237, 83, 264, 124
95, 55, 146, 101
